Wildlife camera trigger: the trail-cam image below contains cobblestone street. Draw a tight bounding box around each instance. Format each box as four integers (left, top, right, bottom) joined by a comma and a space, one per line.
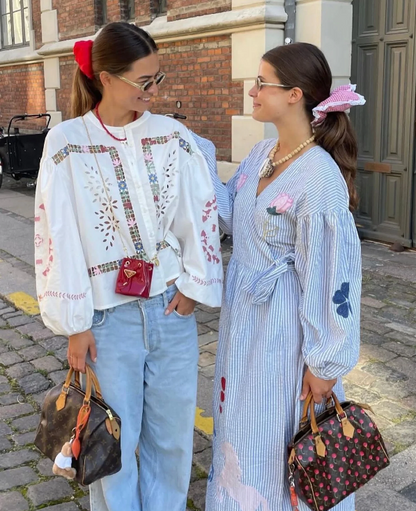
1, 227, 416, 509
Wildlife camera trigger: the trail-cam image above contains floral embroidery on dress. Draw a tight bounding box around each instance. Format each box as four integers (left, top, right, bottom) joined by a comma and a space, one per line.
266, 192, 294, 215
157, 150, 178, 219
34, 234, 44, 248
87, 240, 171, 278
202, 196, 218, 223
191, 276, 223, 286
141, 131, 193, 203
38, 291, 87, 302
208, 464, 214, 483
84, 164, 112, 204
216, 442, 271, 511
236, 173, 248, 192
52, 144, 147, 259
201, 197, 221, 264
41, 239, 54, 278
219, 376, 226, 414
94, 208, 120, 251
333, 282, 352, 318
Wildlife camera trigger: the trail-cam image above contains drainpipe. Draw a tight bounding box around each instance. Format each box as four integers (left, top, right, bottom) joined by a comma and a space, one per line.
284, 0, 296, 44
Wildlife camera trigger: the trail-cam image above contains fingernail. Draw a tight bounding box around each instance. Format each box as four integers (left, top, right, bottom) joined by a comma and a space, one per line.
93, 357, 97, 363
164, 309, 169, 316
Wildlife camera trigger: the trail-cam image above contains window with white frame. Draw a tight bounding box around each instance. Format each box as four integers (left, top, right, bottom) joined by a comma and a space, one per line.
0, 0, 30, 49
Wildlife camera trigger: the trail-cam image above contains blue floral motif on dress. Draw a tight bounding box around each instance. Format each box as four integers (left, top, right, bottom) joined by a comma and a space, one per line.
179, 137, 192, 154
118, 180, 127, 192
149, 173, 157, 184
332, 282, 352, 318
208, 464, 214, 483
134, 241, 144, 252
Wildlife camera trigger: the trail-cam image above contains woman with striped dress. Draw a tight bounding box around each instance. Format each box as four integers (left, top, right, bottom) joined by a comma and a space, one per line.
205, 43, 364, 511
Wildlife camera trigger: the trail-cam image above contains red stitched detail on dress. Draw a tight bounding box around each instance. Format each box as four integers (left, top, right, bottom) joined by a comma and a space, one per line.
202, 196, 218, 223
201, 230, 221, 265
41, 239, 54, 277
34, 234, 44, 247
38, 291, 87, 302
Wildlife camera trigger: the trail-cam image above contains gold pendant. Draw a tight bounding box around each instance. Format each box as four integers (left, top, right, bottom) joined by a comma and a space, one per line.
124, 269, 137, 279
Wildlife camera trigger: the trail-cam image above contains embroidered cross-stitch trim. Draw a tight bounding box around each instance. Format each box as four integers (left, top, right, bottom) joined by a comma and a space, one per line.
38, 291, 87, 302
141, 131, 193, 203
88, 240, 171, 277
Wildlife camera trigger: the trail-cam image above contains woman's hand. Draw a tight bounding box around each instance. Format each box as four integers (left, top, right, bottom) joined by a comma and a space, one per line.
300, 368, 337, 404
67, 330, 97, 373
165, 291, 196, 316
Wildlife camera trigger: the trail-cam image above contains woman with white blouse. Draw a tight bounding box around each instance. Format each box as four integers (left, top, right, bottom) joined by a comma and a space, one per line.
34, 22, 223, 511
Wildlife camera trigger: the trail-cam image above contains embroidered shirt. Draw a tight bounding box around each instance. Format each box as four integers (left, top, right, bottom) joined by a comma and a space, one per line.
34, 111, 223, 336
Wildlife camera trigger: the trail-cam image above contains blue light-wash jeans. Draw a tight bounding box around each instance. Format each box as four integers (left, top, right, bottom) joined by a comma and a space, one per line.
87, 284, 198, 511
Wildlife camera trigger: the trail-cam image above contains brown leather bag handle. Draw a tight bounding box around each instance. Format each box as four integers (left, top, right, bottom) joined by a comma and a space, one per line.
308, 391, 355, 457
85, 365, 103, 401
302, 391, 345, 426
300, 392, 315, 426
56, 365, 103, 411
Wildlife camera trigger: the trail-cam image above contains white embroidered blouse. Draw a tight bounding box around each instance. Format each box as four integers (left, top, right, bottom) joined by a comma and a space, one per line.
34, 111, 223, 337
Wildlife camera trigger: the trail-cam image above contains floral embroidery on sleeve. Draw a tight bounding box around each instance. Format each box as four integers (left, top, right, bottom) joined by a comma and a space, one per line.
267, 193, 293, 215
332, 282, 352, 318
236, 173, 248, 192
201, 197, 221, 264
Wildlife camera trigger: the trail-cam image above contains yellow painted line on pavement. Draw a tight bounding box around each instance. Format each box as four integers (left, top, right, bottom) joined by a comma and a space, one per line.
6, 292, 40, 316
195, 407, 213, 435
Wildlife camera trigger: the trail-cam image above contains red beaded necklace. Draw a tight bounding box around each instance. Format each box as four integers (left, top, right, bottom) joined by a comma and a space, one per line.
95, 102, 137, 142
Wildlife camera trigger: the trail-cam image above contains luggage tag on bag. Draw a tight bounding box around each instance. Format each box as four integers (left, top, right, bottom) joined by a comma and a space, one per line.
105, 410, 120, 440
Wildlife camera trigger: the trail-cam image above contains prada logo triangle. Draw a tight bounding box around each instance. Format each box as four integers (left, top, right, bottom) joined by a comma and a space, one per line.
124, 269, 137, 279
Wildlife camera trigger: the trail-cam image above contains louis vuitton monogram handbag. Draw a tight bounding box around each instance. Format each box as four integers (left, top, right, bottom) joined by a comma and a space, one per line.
34, 365, 122, 485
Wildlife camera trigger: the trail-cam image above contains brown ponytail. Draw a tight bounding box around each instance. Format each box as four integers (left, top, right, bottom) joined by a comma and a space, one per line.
313, 112, 358, 210
71, 22, 158, 118
71, 68, 102, 118
263, 43, 359, 211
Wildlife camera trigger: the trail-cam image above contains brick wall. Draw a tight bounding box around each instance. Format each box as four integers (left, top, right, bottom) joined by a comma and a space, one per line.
134, 0, 153, 25
0, 64, 46, 131
153, 36, 242, 161
31, 0, 42, 49
53, 0, 98, 40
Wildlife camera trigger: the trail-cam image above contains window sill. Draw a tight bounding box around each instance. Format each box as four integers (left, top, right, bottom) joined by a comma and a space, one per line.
0, 44, 41, 66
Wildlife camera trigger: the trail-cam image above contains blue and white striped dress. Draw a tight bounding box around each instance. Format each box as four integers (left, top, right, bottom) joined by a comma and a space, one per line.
200, 138, 361, 511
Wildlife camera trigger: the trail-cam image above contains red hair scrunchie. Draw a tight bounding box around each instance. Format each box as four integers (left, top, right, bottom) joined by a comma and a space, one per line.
74, 40, 94, 80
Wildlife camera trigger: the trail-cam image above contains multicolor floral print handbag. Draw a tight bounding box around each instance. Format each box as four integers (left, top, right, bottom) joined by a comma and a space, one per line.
288, 391, 390, 511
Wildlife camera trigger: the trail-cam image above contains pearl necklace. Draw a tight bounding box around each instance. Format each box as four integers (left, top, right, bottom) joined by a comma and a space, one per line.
95, 102, 137, 142
258, 135, 315, 178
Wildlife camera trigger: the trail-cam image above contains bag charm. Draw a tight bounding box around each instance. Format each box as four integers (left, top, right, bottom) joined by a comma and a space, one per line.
52, 439, 76, 480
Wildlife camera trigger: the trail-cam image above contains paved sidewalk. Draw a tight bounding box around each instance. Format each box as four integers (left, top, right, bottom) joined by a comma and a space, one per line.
0, 234, 416, 509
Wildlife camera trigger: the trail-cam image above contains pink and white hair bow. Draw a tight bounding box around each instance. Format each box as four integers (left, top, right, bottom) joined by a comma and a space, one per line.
311, 84, 366, 127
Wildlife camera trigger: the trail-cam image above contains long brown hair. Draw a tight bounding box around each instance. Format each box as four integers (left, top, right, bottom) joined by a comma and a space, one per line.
263, 43, 359, 210
71, 22, 158, 118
